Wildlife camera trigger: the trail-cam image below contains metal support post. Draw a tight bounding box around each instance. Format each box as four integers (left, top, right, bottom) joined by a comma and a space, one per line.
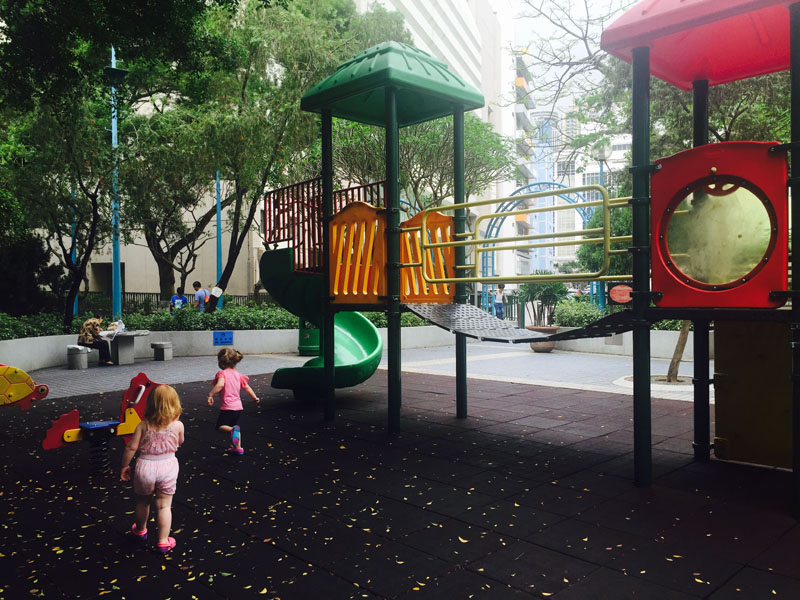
454, 107, 468, 419
385, 88, 402, 432
692, 79, 711, 462
631, 46, 652, 487
321, 110, 336, 421
789, 2, 800, 518
692, 319, 711, 461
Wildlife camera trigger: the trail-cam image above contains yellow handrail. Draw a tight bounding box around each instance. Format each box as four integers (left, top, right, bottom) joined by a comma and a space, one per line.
417, 185, 626, 284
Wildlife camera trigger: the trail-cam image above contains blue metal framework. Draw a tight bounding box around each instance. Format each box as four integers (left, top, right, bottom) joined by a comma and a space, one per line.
479, 182, 593, 313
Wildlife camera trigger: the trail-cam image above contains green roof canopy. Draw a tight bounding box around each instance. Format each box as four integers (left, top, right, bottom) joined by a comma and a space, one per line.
301, 42, 484, 128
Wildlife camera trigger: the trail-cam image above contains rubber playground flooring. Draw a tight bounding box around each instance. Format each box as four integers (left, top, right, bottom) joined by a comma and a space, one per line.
2, 370, 798, 599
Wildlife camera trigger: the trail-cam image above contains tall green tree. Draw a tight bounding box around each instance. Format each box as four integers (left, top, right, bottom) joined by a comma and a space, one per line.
6, 94, 116, 329
322, 114, 516, 215
0, 0, 285, 109
196, 0, 366, 312
120, 109, 234, 299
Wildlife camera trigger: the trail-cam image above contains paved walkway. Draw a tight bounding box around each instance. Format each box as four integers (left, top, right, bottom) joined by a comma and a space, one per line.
5, 348, 792, 600
30, 345, 709, 403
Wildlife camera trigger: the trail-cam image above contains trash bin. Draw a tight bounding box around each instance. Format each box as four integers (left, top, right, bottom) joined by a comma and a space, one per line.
298, 319, 320, 356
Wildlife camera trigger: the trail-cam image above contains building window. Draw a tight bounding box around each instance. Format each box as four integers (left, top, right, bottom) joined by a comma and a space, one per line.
612, 143, 631, 152
583, 172, 604, 202
556, 160, 575, 177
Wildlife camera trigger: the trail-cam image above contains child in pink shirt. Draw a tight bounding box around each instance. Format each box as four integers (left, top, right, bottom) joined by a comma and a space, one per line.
207, 348, 260, 454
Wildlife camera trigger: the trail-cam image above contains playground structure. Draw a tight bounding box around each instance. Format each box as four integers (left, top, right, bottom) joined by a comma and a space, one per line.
42, 373, 162, 473
259, 1, 800, 514
598, 0, 800, 514
259, 43, 628, 424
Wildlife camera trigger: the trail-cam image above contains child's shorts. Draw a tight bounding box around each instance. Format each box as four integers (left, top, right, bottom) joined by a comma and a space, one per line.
133, 456, 179, 496
216, 409, 242, 429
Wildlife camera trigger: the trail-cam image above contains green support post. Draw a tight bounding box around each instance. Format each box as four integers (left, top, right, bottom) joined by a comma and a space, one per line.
322, 109, 336, 421
692, 79, 711, 462
631, 46, 652, 487
454, 107, 468, 419
790, 2, 800, 518
385, 87, 402, 432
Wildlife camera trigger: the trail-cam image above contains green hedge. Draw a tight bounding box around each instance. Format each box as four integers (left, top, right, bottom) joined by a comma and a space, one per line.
553, 300, 604, 328
551, 300, 690, 332
0, 305, 429, 341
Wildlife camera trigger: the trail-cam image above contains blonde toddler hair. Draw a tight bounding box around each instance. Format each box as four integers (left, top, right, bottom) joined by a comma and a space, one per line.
144, 385, 182, 429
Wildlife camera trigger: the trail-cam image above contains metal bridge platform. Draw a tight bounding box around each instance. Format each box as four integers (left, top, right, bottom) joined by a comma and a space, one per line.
405, 303, 636, 344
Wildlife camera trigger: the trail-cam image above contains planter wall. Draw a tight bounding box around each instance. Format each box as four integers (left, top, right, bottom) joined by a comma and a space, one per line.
554, 328, 714, 360
0, 325, 466, 372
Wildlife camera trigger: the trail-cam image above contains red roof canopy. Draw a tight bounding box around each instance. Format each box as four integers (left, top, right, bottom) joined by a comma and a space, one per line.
601, 0, 794, 90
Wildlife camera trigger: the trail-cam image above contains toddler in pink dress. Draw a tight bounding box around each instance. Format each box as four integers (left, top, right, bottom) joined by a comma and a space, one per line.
207, 348, 260, 454
121, 385, 185, 553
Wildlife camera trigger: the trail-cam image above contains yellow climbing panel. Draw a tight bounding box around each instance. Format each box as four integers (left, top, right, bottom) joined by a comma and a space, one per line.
329, 202, 387, 304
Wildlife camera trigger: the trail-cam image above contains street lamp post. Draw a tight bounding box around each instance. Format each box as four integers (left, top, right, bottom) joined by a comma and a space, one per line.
104, 47, 128, 319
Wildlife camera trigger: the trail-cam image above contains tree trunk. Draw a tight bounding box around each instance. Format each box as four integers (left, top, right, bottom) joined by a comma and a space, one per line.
667, 320, 691, 382
157, 260, 176, 301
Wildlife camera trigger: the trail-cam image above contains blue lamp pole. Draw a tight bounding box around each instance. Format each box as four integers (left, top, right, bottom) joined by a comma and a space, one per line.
104, 48, 128, 319
216, 170, 223, 309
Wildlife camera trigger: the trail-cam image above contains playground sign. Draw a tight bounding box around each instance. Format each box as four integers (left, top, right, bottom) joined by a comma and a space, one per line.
213, 331, 233, 346
608, 284, 633, 304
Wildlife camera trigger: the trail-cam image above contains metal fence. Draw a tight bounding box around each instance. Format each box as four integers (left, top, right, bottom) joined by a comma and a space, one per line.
473, 290, 523, 325
79, 291, 277, 316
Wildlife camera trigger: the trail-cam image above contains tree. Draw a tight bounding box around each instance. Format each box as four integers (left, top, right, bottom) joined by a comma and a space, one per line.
196, 0, 369, 313
0, 233, 64, 316
517, 0, 634, 109
324, 114, 516, 215
0, 0, 287, 110
119, 109, 234, 300
575, 204, 631, 276
6, 95, 115, 330
517, 275, 569, 326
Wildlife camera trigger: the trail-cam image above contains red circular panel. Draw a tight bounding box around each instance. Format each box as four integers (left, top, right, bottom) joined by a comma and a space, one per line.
650, 141, 787, 308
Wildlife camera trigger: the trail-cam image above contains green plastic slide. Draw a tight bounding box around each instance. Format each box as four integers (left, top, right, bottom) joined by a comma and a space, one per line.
259, 248, 383, 393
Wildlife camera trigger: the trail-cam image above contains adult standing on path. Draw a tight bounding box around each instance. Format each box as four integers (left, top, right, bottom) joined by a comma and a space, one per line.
494, 283, 506, 320
193, 281, 210, 312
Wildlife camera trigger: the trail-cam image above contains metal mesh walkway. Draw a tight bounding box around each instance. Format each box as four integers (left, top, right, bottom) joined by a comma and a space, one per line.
548, 310, 635, 341
405, 303, 547, 343
405, 303, 636, 344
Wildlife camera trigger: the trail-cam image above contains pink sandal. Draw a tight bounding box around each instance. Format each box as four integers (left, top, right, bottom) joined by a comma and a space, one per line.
130, 523, 147, 541
157, 537, 177, 554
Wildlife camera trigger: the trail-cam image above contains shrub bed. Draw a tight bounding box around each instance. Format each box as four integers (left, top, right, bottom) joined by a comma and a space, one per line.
0, 305, 429, 341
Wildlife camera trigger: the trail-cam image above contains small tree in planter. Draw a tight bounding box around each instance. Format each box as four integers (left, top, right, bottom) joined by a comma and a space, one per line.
517, 274, 569, 352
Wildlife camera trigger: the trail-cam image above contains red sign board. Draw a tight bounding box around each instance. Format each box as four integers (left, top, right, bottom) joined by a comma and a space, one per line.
609, 284, 632, 304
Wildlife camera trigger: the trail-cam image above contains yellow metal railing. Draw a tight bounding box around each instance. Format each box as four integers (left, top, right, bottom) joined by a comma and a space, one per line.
415, 185, 631, 284
399, 211, 455, 304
